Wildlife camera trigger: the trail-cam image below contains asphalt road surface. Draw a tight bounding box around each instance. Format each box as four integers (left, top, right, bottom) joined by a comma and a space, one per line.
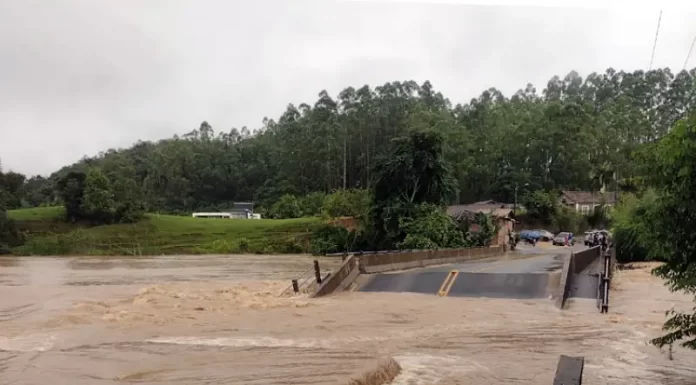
384, 242, 583, 275
359, 243, 588, 299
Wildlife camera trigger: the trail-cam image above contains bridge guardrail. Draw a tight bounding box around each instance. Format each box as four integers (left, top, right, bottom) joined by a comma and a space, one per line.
596, 245, 613, 313
555, 246, 601, 309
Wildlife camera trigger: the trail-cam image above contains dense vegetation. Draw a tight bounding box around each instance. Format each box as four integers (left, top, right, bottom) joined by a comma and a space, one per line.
0, 67, 695, 252
4, 67, 695, 213
1, 67, 693, 250
603, 110, 696, 350
310, 130, 500, 254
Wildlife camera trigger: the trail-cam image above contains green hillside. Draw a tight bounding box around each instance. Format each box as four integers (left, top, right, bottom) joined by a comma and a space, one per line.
8, 206, 320, 256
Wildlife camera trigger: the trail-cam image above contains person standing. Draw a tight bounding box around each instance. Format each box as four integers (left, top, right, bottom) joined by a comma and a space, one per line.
600, 232, 608, 251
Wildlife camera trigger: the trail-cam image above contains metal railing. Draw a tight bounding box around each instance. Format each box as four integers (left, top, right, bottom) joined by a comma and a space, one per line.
279, 261, 332, 297
596, 244, 612, 313
279, 267, 314, 297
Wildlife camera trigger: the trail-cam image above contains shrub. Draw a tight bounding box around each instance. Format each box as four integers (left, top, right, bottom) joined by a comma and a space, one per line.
309, 224, 359, 255
269, 194, 302, 219
522, 190, 559, 223
322, 189, 370, 219
553, 206, 586, 234
0, 210, 23, 250
237, 238, 250, 252
298, 192, 326, 217
397, 203, 468, 249
611, 190, 659, 263
469, 212, 498, 247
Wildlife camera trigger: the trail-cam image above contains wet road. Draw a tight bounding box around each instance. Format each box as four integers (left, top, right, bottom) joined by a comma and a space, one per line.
360, 244, 575, 298
386, 243, 581, 275
416, 252, 567, 274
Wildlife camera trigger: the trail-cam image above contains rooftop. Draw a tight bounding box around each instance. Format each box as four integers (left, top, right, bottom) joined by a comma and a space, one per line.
233, 202, 254, 211
561, 190, 616, 204
447, 204, 514, 219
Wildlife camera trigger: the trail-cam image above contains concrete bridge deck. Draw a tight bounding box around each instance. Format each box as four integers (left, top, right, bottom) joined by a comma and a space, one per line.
357, 244, 587, 300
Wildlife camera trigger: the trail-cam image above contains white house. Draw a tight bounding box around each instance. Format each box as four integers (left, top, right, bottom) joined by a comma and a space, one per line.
560, 190, 616, 214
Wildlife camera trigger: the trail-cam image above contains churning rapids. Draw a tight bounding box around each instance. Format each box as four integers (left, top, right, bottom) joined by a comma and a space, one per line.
1, 255, 695, 385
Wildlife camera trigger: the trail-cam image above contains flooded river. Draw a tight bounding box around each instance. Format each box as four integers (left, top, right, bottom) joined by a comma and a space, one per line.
1, 256, 695, 385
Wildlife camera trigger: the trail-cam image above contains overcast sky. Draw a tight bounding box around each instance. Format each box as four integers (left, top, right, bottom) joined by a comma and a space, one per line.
1, 0, 696, 176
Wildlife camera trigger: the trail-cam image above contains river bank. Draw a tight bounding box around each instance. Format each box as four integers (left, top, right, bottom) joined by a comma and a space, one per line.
7, 207, 322, 256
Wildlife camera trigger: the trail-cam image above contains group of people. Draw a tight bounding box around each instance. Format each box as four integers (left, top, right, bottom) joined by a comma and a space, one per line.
591, 231, 610, 251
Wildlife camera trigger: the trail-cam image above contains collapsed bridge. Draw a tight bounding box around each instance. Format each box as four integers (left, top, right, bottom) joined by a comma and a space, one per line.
282, 244, 612, 385
290, 243, 614, 312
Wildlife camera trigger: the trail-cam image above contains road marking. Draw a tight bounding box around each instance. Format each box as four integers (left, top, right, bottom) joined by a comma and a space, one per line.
437, 270, 459, 297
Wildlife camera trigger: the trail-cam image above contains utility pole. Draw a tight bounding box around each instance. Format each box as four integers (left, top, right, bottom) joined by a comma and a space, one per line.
514, 183, 529, 211
614, 169, 619, 205
343, 133, 347, 190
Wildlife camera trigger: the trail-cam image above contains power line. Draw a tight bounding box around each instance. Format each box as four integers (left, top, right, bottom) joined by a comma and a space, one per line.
649, 10, 663, 71
683, 34, 696, 71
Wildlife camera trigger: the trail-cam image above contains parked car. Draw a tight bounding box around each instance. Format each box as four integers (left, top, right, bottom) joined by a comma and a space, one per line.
519, 230, 541, 244
583, 230, 596, 246
553, 232, 575, 246
585, 229, 611, 246
534, 229, 554, 242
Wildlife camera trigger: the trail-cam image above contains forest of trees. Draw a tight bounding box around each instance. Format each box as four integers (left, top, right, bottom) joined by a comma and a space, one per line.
1, 67, 693, 216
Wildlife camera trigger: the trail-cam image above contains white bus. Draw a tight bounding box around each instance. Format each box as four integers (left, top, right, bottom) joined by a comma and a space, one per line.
191, 212, 233, 219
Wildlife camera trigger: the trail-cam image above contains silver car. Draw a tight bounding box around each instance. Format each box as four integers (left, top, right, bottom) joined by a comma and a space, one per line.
535, 229, 554, 242
553, 232, 575, 246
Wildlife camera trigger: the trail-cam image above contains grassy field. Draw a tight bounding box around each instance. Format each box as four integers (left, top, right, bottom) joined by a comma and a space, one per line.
7, 206, 322, 256
7, 206, 66, 220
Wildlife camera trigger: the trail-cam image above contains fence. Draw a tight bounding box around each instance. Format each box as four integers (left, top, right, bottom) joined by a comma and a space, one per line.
596, 245, 613, 313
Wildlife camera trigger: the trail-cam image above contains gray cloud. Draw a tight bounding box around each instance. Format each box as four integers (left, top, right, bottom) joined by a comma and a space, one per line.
1, 0, 695, 176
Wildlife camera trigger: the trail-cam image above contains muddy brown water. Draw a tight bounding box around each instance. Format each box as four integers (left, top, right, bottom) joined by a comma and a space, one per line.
1, 256, 695, 385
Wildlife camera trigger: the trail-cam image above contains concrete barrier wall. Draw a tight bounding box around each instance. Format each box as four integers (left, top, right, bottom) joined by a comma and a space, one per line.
314, 246, 504, 297
572, 246, 601, 274
312, 255, 359, 298
555, 246, 602, 309
358, 246, 504, 274
554, 255, 574, 309
553, 355, 584, 384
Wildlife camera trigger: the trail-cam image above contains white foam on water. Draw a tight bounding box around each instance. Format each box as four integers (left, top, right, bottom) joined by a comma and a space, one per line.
391, 353, 489, 385
0, 333, 56, 352
145, 333, 399, 349
146, 336, 333, 349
